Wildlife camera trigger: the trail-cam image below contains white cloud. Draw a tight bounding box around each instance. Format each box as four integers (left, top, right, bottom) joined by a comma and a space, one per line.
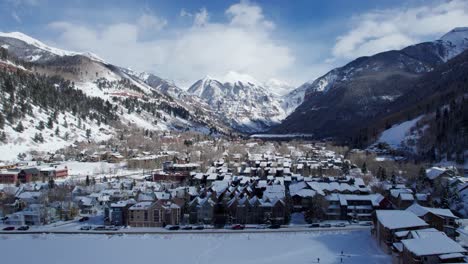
193, 8, 209, 27
332, 0, 468, 60
48, 1, 295, 88
137, 14, 167, 32
226, 0, 274, 30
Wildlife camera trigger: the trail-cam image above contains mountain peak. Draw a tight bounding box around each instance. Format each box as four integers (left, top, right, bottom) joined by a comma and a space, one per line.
0, 31, 104, 63
221, 71, 260, 86
440, 27, 468, 43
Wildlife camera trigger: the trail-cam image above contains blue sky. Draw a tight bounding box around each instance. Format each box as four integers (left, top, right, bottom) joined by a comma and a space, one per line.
1, 0, 467, 88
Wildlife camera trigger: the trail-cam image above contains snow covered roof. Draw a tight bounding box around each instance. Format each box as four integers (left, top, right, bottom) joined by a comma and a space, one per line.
376, 210, 428, 230
129, 202, 153, 210
426, 167, 447, 180
406, 204, 458, 219
402, 231, 466, 256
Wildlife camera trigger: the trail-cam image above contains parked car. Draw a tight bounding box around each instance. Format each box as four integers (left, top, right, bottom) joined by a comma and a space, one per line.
80, 225, 92, 230
166, 225, 180, 230
105, 226, 120, 231
320, 224, 332, 228
334, 223, 346, 227
181, 226, 192, 230
93, 226, 106, 230
256, 224, 268, 229
309, 223, 320, 228
231, 224, 245, 230
193, 225, 204, 230
78, 216, 89, 222
18, 225, 29, 231
2, 226, 15, 231
268, 224, 281, 229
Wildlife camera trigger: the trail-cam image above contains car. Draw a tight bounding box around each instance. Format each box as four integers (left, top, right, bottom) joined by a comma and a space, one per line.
268, 224, 281, 229
231, 224, 245, 230
166, 225, 180, 230
80, 225, 92, 230
93, 226, 106, 230
256, 224, 268, 229
78, 216, 89, 222
2, 226, 15, 231
309, 223, 320, 228
18, 225, 29, 231
320, 224, 332, 228
334, 223, 346, 227
0, 216, 8, 221
193, 225, 204, 230
181, 226, 192, 230
105, 226, 120, 231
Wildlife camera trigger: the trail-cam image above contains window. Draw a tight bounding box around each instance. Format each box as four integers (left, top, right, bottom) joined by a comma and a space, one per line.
144, 211, 148, 221
154, 210, 161, 223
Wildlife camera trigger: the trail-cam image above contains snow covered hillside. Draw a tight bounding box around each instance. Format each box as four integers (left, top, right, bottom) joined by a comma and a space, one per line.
0, 32, 231, 161
374, 116, 426, 151
0, 231, 390, 264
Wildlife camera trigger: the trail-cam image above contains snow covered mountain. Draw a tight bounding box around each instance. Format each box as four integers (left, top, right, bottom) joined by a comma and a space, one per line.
0, 32, 231, 160
300, 27, 468, 101
187, 75, 287, 132
273, 27, 468, 138
0, 32, 104, 63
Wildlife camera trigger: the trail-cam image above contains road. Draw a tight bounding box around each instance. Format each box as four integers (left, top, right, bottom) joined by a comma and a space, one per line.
0, 224, 371, 235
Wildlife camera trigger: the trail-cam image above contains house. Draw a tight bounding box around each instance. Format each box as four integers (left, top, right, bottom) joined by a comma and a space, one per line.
406, 203, 459, 238
128, 202, 155, 227
188, 197, 215, 224
128, 154, 168, 169
0, 167, 40, 183
17, 167, 40, 182
0, 169, 19, 184
39, 165, 68, 179
76, 196, 98, 214
325, 194, 389, 221
152, 200, 182, 227
107, 199, 136, 226
108, 153, 125, 163
5, 204, 47, 226
127, 200, 183, 227
394, 229, 466, 264
373, 210, 429, 253
389, 189, 414, 209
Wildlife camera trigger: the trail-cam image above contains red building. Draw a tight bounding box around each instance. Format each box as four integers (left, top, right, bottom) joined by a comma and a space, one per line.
40, 166, 68, 178
0, 170, 19, 184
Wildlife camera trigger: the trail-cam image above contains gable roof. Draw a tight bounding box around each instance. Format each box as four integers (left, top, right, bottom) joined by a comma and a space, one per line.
402, 231, 466, 256
376, 210, 428, 230
406, 203, 458, 219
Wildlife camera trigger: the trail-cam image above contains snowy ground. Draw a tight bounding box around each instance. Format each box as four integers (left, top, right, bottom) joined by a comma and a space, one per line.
0, 230, 389, 264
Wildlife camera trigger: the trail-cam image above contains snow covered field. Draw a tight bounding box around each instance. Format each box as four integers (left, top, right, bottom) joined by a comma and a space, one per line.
0, 230, 389, 264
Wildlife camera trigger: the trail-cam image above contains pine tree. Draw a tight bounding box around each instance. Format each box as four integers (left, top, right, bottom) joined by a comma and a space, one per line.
0, 132, 6, 143
47, 116, 54, 129
37, 121, 45, 130
86, 129, 91, 139
418, 167, 427, 182
361, 162, 367, 174
15, 121, 24, 132
85, 175, 90, 186
0, 112, 4, 129
55, 127, 60, 136
48, 178, 55, 189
